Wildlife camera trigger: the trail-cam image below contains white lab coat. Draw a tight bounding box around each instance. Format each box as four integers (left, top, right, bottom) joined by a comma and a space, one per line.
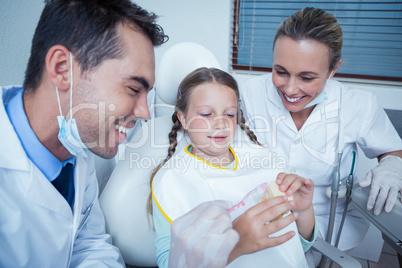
0, 86, 124, 267
153, 141, 309, 268
240, 74, 402, 250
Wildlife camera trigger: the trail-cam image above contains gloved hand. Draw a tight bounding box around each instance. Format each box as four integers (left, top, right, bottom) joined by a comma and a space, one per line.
359, 155, 402, 215
169, 200, 240, 268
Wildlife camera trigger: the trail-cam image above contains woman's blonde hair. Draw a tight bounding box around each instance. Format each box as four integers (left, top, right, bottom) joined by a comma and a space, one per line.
274, 7, 343, 71
147, 67, 261, 215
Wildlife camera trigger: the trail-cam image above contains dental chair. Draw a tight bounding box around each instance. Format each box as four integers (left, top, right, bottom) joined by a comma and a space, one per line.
99, 42, 361, 268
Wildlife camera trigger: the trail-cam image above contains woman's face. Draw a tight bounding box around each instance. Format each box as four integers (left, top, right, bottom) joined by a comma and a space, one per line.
272, 36, 332, 113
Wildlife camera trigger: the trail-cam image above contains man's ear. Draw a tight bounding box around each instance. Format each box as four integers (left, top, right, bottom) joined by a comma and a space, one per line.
177, 111, 188, 130
45, 45, 72, 91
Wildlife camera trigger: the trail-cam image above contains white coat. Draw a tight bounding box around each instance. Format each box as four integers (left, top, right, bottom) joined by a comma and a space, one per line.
0, 86, 124, 267
240, 74, 402, 250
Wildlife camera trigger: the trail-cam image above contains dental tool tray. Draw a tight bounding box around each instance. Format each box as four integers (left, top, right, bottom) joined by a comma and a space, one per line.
352, 186, 402, 255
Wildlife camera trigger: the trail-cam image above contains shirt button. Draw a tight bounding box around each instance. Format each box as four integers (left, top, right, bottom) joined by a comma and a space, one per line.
293, 139, 300, 145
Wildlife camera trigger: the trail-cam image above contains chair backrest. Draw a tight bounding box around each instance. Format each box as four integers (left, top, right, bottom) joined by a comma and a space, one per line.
384, 109, 402, 138
99, 42, 222, 266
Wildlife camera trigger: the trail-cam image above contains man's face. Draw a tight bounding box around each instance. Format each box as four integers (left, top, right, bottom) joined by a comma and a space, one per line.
72, 24, 155, 159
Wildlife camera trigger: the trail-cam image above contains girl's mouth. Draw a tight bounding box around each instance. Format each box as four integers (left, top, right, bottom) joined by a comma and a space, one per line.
208, 136, 227, 142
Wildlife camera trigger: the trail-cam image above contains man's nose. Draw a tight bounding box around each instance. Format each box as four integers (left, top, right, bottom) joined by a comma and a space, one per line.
133, 93, 150, 120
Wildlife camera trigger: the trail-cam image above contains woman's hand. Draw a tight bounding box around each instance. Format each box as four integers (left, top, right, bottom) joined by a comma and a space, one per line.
275, 172, 314, 213
228, 196, 296, 263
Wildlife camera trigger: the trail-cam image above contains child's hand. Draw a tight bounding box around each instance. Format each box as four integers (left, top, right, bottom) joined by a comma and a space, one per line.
276, 172, 314, 213
228, 196, 297, 263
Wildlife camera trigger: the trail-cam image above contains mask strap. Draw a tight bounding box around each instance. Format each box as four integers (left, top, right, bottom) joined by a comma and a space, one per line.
328, 70, 334, 79
56, 86, 63, 117
69, 52, 74, 121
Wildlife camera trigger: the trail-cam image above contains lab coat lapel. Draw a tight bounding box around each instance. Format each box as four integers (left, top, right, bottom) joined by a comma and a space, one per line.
72, 156, 86, 234
1, 87, 72, 219
26, 164, 73, 219
267, 88, 298, 134
299, 99, 340, 138
0, 90, 31, 171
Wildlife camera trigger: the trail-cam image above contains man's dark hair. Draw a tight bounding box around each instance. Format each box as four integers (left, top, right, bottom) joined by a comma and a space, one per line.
23, 0, 168, 91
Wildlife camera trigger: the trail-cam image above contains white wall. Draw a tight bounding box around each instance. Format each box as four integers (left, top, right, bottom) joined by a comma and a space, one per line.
0, 0, 44, 86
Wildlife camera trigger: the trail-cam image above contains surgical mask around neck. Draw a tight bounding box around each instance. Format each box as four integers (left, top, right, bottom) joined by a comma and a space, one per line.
303, 70, 333, 109
56, 52, 88, 158
304, 90, 328, 109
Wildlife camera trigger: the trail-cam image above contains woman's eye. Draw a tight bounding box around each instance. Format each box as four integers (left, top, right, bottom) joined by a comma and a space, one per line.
201, 113, 211, 117
226, 114, 235, 118
275, 69, 287, 76
301, 77, 315, 82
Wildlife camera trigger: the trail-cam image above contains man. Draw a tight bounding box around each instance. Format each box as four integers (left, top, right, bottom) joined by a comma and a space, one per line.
0, 0, 238, 267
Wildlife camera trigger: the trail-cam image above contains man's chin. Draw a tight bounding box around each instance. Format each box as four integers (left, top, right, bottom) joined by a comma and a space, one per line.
90, 147, 118, 160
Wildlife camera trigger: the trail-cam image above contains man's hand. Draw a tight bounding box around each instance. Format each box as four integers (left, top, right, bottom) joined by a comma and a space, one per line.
169, 200, 239, 268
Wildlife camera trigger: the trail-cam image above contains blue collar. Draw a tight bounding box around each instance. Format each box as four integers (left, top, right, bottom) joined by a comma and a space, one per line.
5, 88, 75, 182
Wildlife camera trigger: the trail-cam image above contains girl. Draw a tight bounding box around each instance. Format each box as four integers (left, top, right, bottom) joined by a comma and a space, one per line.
149, 67, 318, 267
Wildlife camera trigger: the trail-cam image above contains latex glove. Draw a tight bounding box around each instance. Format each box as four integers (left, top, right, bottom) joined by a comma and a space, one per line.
359, 155, 402, 215
169, 200, 240, 268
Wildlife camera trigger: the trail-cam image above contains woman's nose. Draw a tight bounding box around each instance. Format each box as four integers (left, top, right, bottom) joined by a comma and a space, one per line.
284, 76, 300, 96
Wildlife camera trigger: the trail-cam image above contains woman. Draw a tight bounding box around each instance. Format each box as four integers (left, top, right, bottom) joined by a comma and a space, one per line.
240, 7, 402, 253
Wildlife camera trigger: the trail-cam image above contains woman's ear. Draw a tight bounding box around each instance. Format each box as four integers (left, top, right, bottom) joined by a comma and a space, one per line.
330, 59, 342, 78
45, 45, 72, 91
177, 111, 188, 130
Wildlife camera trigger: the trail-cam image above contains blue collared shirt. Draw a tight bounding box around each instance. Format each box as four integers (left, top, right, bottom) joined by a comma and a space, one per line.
5, 88, 75, 207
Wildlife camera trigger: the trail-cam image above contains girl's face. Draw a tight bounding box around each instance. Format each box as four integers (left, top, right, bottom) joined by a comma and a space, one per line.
272, 36, 333, 114
178, 82, 238, 163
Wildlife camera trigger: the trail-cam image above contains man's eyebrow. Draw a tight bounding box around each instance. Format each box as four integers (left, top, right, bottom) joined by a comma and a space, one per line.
131, 76, 150, 91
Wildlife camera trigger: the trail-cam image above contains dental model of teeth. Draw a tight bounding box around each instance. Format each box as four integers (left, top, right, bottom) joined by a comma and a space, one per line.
114, 124, 129, 135
259, 181, 293, 220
